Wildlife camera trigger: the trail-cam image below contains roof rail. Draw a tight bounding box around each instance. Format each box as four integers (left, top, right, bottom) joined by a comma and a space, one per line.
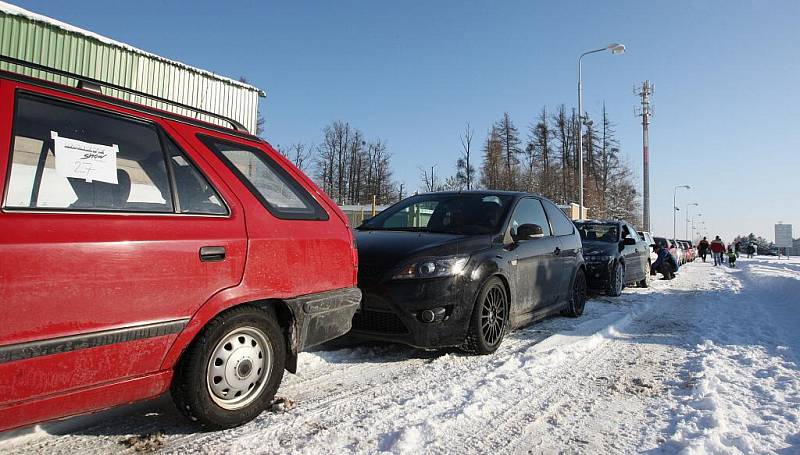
0, 54, 250, 133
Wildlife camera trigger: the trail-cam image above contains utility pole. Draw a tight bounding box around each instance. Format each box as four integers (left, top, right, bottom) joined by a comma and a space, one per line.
635, 80, 654, 231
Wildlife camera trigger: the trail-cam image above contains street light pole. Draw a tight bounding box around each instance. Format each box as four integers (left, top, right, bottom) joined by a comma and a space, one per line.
673, 185, 690, 240
685, 203, 698, 239
577, 43, 625, 219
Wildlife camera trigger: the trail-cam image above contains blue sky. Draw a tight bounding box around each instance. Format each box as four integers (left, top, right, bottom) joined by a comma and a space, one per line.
9, 0, 800, 242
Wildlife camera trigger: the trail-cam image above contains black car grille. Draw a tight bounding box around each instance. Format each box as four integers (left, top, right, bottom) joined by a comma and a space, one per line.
352, 310, 408, 334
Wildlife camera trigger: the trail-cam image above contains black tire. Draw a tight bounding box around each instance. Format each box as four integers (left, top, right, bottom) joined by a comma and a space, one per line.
563, 268, 587, 317
171, 305, 286, 430
607, 262, 625, 297
461, 277, 508, 355
638, 261, 651, 288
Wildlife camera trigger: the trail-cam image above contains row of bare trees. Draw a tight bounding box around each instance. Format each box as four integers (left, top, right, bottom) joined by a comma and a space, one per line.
273, 107, 639, 223
277, 121, 398, 205
440, 105, 640, 223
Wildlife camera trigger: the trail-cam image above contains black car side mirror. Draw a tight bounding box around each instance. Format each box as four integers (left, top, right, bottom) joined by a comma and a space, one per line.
516, 223, 544, 241
622, 237, 637, 246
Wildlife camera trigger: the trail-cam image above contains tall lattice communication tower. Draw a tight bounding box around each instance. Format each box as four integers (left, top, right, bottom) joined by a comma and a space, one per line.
635, 81, 654, 231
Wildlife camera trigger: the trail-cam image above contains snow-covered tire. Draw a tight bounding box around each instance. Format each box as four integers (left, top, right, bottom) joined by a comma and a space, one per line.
607, 262, 625, 297
563, 268, 587, 317
638, 262, 651, 288
461, 277, 508, 355
171, 305, 286, 430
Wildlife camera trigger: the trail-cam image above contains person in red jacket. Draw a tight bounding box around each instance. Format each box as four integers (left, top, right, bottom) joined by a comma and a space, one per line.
710, 235, 726, 266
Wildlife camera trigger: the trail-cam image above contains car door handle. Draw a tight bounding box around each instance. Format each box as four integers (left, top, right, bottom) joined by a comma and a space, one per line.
199, 246, 226, 262
554, 247, 561, 256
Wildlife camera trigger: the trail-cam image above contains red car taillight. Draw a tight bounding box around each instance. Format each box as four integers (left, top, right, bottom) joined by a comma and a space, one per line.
350, 229, 359, 285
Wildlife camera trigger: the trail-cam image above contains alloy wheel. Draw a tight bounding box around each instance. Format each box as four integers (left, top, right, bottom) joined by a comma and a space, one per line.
481, 285, 507, 346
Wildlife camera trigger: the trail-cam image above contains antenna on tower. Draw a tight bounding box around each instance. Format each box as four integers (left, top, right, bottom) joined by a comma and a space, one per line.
635, 80, 654, 232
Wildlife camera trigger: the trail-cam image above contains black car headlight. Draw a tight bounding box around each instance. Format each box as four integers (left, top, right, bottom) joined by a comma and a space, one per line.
392, 255, 470, 280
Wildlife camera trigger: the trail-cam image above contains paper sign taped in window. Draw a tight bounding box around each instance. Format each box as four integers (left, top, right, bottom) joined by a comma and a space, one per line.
52, 131, 119, 184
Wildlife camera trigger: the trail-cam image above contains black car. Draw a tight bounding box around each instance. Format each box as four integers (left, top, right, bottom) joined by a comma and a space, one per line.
574, 220, 650, 296
352, 191, 587, 354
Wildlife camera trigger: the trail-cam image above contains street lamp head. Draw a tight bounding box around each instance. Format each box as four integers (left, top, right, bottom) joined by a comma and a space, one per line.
607, 43, 626, 55
690, 202, 699, 207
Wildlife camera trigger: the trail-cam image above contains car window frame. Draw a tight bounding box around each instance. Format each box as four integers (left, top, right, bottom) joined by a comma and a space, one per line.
541, 199, 576, 237
159, 130, 230, 216
505, 196, 553, 241
197, 134, 329, 221
2, 90, 231, 218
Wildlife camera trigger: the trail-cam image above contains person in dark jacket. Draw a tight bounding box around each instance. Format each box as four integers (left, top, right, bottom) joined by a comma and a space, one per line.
697, 237, 710, 262
746, 243, 756, 258
651, 244, 678, 280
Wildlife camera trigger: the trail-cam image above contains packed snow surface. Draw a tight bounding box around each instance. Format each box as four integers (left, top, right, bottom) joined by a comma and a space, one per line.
2, 257, 799, 454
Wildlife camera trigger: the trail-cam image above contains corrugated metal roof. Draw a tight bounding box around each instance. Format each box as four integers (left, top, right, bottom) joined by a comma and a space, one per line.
0, 1, 264, 133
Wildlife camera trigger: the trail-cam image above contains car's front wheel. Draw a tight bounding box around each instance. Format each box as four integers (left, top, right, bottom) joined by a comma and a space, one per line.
171, 305, 286, 430
607, 262, 625, 296
461, 277, 508, 355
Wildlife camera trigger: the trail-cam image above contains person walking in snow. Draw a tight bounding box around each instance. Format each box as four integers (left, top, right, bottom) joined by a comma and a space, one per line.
746, 243, 755, 259
651, 243, 679, 280
697, 237, 710, 262
710, 235, 726, 266
735, 241, 742, 258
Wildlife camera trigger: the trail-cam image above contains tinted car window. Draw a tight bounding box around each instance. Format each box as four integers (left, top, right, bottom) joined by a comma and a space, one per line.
362, 193, 514, 235
509, 198, 552, 238
543, 201, 575, 236
575, 222, 619, 243
5, 94, 173, 213
201, 137, 326, 220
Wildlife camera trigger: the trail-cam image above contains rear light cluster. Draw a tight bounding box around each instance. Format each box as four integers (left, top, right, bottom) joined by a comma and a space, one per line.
350, 229, 359, 285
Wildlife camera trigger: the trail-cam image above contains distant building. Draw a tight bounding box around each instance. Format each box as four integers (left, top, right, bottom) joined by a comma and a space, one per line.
775, 224, 793, 254
559, 203, 589, 221
788, 237, 800, 256
0, 2, 265, 133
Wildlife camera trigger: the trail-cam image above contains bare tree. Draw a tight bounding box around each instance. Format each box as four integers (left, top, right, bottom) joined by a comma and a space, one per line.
456, 122, 476, 190
480, 126, 503, 190
278, 142, 313, 172
419, 165, 441, 192
495, 113, 522, 190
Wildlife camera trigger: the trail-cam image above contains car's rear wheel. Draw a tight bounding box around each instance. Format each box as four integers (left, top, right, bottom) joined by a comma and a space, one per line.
563, 268, 587, 317
171, 305, 286, 430
607, 262, 625, 296
461, 277, 508, 355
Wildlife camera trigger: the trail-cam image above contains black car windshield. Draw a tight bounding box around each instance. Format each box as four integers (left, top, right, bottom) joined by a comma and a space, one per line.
358, 193, 514, 235
575, 222, 620, 243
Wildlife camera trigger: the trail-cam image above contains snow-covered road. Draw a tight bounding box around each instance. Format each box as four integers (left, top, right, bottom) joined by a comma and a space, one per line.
2, 257, 799, 454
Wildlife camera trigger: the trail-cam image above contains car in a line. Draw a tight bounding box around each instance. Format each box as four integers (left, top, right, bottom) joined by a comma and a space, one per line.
655, 237, 681, 266
638, 230, 658, 271
575, 220, 650, 295
681, 240, 695, 262
0, 62, 361, 432
351, 191, 588, 354
676, 240, 689, 264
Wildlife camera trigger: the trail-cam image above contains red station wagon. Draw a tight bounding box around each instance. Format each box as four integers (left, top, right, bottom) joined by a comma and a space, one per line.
0, 58, 361, 431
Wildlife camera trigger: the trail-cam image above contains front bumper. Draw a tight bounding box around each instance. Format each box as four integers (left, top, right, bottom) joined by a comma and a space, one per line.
285, 287, 362, 352
584, 260, 613, 289
351, 276, 480, 349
